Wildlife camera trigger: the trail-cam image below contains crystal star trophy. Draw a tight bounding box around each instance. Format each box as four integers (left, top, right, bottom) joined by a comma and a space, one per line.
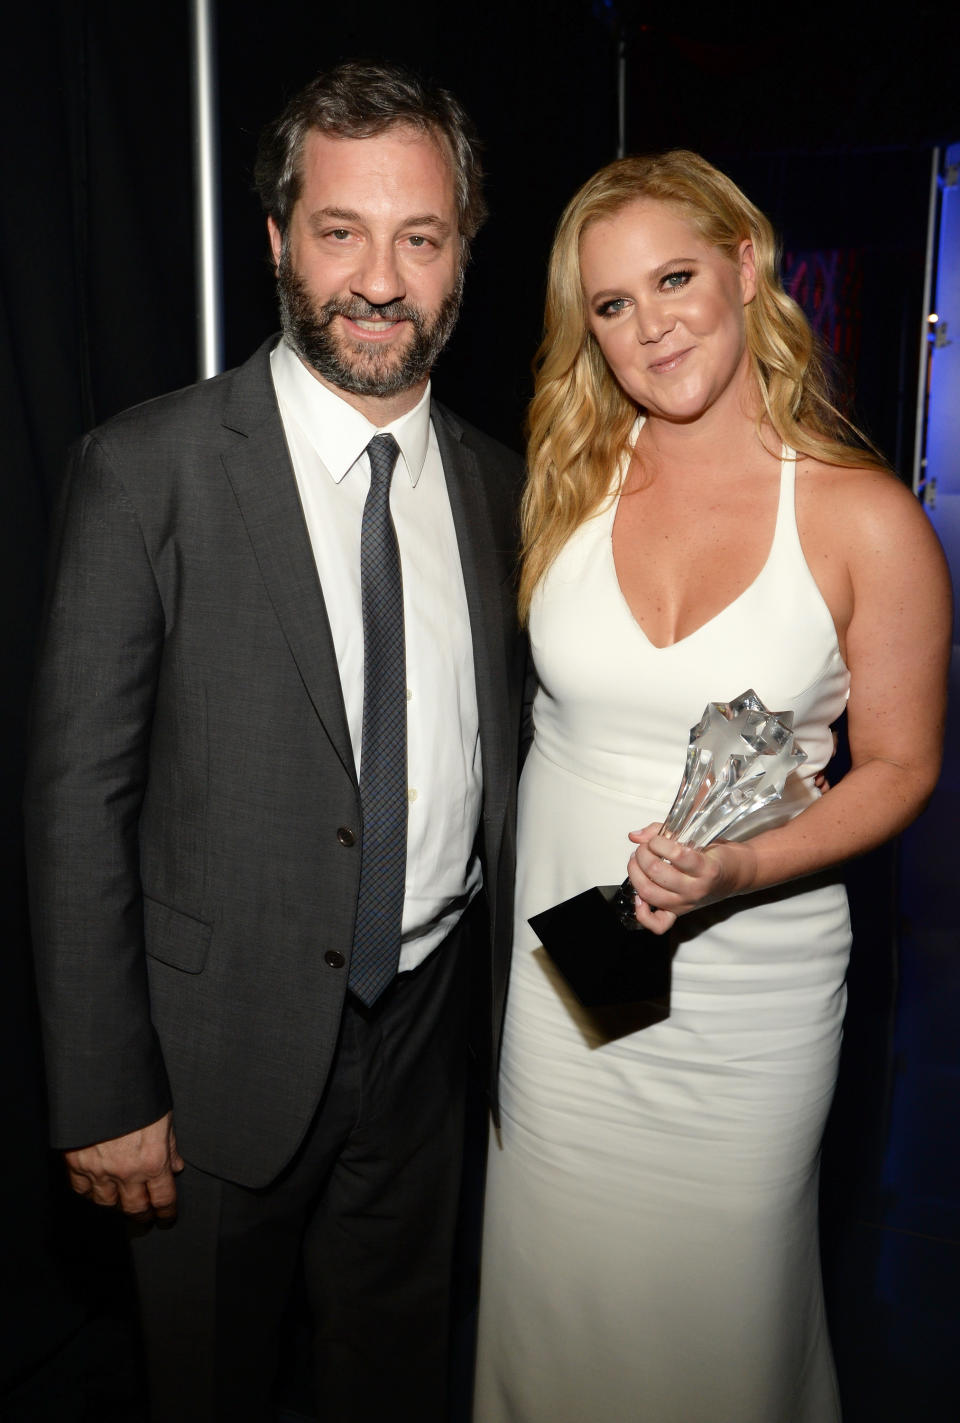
528, 690, 807, 1016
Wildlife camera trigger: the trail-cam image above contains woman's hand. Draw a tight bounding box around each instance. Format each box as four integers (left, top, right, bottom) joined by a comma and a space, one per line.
625, 824, 759, 935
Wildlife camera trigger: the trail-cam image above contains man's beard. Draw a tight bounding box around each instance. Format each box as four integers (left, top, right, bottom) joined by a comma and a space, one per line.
276, 250, 463, 398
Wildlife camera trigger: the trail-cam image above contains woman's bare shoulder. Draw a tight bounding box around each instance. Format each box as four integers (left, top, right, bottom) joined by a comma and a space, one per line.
796, 456, 941, 559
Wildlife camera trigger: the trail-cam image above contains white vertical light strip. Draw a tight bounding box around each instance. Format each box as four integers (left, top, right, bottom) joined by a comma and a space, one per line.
190, 0, 224, 379
913, 146, 940, 495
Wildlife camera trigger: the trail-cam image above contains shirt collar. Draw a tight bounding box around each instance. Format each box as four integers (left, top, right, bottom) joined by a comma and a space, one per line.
271, 337, 431, 486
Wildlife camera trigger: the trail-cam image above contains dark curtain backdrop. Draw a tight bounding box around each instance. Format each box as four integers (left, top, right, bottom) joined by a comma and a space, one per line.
1, 5, 197, 1406
3, 1, 958, 1414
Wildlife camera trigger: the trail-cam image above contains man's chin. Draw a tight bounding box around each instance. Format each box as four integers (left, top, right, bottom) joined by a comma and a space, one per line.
307, 337, 425, 399
339, 334, 413, 375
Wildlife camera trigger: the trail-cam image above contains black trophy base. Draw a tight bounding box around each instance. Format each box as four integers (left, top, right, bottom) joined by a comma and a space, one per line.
529, 884, 673, 1016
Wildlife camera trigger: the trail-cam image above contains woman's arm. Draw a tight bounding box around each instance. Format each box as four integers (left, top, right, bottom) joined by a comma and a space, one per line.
627, 467, 952, 933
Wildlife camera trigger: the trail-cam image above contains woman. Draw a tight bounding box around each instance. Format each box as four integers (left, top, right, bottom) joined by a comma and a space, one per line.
474, 152, 950, 1422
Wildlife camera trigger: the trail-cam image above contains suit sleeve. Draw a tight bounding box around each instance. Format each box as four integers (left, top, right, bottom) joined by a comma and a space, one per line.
24, 432, 173, 1148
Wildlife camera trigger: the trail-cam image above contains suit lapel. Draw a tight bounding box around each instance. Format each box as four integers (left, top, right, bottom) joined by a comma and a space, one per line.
433, 405, 511, 834
214, 347, 513, 814
219, 341, 356, 783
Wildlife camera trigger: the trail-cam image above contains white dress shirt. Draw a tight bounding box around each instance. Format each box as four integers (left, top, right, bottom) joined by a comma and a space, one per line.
270, 339, 482, 971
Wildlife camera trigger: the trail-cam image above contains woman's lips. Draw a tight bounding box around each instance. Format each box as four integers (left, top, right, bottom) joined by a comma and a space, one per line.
648, 346, 694, 374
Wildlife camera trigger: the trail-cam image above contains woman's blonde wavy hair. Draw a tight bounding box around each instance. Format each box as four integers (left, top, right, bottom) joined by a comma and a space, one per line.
519, 149, 886, 621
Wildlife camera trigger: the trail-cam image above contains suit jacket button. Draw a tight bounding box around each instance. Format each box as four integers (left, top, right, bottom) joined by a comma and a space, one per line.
324, 950, 345, 969
337, 827, 356, 847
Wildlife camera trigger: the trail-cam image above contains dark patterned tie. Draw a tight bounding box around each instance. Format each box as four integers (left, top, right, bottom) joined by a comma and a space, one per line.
349, 433, 408, 1006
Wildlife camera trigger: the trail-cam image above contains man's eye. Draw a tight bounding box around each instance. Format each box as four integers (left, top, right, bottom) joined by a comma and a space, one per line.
329, 229, 350, 240
408, 235, 429, 247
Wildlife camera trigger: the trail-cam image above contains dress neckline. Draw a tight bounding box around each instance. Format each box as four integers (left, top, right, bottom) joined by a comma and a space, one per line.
607, 428, 794, 653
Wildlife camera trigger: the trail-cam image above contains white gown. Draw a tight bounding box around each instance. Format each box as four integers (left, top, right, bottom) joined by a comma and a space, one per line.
474, 440, 850, 1423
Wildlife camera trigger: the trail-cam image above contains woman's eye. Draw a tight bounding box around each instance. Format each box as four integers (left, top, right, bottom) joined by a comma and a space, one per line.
596, 298, 628, 318
661, 270, 692, 290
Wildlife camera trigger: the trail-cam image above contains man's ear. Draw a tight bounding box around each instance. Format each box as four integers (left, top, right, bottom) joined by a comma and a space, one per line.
267, 216, 283, 274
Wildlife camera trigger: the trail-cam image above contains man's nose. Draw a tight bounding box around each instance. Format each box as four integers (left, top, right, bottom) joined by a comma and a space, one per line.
351, 241, 405, 305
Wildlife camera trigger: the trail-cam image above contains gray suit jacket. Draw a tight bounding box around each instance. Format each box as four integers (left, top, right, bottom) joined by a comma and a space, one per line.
25, 338, 525, 1188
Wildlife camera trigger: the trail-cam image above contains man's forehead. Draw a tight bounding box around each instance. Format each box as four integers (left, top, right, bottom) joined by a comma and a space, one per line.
292, 125, 459, 228
301, 123, 451, 170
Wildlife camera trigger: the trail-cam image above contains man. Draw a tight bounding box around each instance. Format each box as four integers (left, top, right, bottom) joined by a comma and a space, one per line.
25, 61, 524, 1422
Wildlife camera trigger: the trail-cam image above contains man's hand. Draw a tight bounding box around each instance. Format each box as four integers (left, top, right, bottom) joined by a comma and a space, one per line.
64, 1110, 184, 1220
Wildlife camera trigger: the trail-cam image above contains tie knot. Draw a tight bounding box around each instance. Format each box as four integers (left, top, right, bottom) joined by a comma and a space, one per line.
367, 433, 401, 488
